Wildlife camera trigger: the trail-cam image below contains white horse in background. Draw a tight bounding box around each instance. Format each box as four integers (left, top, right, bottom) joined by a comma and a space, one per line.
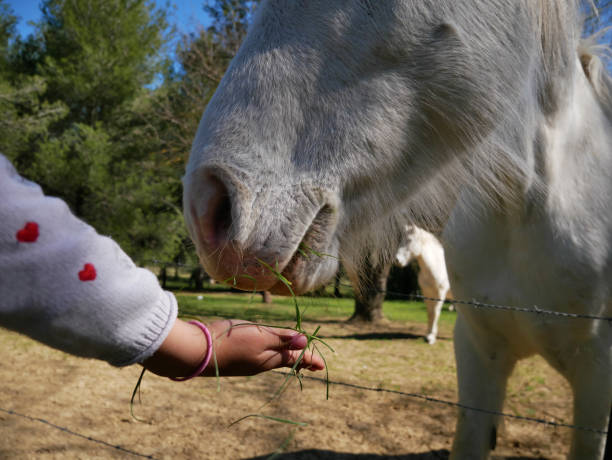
183, 1, 612, 458
395, 225, 454, 345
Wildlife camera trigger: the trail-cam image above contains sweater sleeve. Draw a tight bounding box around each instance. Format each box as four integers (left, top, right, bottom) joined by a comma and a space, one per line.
0, 155, 178, 366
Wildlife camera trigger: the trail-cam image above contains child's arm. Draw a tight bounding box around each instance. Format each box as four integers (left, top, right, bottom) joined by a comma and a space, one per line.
0, 154, 177, 366
143, 319, 325, 378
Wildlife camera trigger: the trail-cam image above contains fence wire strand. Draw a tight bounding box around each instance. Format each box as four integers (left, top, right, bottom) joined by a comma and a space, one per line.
145, 260, 612, 322
340, 283, 612, 322
0, 407, 157, 459
273, 371, 608, 436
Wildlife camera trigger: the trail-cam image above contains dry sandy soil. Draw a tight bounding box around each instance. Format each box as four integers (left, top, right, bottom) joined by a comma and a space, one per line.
0, 315, 579, 459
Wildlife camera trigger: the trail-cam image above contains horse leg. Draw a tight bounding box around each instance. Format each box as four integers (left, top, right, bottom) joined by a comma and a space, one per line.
548, 339, 612, 460
447, 289, 455, 312
451, 314, 516, 460
422, 286, 444, 345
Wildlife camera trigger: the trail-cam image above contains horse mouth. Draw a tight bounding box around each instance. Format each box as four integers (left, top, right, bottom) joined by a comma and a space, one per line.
268, 204, 338, 295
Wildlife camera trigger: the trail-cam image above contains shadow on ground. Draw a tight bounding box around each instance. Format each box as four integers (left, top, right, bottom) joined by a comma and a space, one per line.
248, 451, 546, 460
247, 449, 450, 459
321, 332, 451, 342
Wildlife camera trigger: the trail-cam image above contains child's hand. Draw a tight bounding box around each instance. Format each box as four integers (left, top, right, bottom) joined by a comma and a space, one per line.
203, 319, 325, 376
143, 318, 325, 379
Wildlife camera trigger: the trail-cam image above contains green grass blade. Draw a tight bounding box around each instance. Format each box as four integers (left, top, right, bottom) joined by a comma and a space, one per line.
130, 368, 149, 423
313, 343, 330, 400
228, 414, 308, 428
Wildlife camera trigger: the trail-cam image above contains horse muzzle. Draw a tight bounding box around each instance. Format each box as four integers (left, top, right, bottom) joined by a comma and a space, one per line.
183, 164, 340, 294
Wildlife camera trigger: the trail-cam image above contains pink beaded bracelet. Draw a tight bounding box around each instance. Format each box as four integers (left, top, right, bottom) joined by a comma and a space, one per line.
170, 320, 213, 381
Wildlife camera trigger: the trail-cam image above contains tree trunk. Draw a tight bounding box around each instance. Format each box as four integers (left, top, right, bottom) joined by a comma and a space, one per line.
333, 267, 342, 298
261, 291, 273, 303
159, 266, 167, 289
348, 257, 391, 323
190, 267, 204, 290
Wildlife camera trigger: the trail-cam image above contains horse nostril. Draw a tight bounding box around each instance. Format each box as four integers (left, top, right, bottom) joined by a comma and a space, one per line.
199, 174, 233, 250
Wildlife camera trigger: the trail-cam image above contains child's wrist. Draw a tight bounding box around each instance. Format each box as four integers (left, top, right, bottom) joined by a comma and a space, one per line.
170, 320, 213, 381
142, 319, 211, 378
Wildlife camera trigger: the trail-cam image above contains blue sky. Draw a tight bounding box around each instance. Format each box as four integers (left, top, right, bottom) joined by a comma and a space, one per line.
6, 0, 212, 39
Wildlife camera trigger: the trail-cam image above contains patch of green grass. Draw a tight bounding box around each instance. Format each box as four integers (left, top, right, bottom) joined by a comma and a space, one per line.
176, 293, 457, 326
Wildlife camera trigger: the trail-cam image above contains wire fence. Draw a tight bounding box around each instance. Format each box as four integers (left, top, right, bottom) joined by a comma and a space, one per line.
271, 372, 608, 435
18, 257, 597, 455
3, 365, 604, 460
0, 407, 157, 459
348, 285, 612, 322
141, 260, 611, 434
144, 259, 612, 322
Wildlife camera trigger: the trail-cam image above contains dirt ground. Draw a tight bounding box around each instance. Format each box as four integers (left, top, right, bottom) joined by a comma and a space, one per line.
0, 316, 578, 459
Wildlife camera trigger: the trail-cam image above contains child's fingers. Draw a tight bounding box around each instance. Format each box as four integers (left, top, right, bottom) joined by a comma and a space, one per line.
297, 351, 325, 371
274, 330, 308, 350
287, 333, 307, 349
278, 349, 324, 371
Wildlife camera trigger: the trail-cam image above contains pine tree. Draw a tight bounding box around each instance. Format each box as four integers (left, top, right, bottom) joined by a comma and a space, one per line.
2, 0, 188, 264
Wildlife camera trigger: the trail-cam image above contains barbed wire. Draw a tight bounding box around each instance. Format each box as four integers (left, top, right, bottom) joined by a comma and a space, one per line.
143, 259, 611, 322
9, 258, 602, 455
273, 372, 608, 436
0, 407, 157, 459
1, 377, 605, 460
342, 282, 612, 322
143, 259, 610, 434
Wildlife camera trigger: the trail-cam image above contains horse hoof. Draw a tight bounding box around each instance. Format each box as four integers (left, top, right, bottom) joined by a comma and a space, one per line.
425, 335, 436, 345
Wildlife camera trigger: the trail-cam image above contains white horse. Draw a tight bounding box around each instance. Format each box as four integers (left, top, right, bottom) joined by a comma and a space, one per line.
183, 1, 612, 458
395, 225, 454, 345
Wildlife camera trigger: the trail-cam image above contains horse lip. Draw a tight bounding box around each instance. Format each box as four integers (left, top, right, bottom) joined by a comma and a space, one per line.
197, 238, 308, 293
269, 204, 338, 295
272, 246, 311, 295
266, 250, 310, 295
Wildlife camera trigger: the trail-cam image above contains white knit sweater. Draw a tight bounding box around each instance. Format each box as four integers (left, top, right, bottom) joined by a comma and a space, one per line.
0, 155, 177, 366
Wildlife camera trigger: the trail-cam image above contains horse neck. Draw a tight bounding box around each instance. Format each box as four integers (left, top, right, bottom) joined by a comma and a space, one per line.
542, 65, 609, 185
512, 58, 612, 229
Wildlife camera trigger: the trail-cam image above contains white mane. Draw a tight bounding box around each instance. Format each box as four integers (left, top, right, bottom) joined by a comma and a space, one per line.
579, 35, 612, 120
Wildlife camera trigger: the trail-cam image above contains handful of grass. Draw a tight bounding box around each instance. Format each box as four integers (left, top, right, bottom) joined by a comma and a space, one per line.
131, 253, 334, 430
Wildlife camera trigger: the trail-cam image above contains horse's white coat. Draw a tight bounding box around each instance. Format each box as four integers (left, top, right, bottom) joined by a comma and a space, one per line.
395, 225, 453, 345
184, 1, 612, 458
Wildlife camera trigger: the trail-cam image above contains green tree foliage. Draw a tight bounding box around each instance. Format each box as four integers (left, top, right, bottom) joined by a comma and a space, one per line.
132, 0, 261, 272
149, 0, 259, 166
203, 0, 258, 55
0, 1, 67, 177
129, 0, 261, 270
37, 0, 169, 126
0, 0, 187, 264
0, 0, 15, 74
0, 0, 265, 268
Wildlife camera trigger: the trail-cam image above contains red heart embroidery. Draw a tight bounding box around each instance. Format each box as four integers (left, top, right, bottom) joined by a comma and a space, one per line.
16, 222, 39, 242
78, 263, 97, 282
